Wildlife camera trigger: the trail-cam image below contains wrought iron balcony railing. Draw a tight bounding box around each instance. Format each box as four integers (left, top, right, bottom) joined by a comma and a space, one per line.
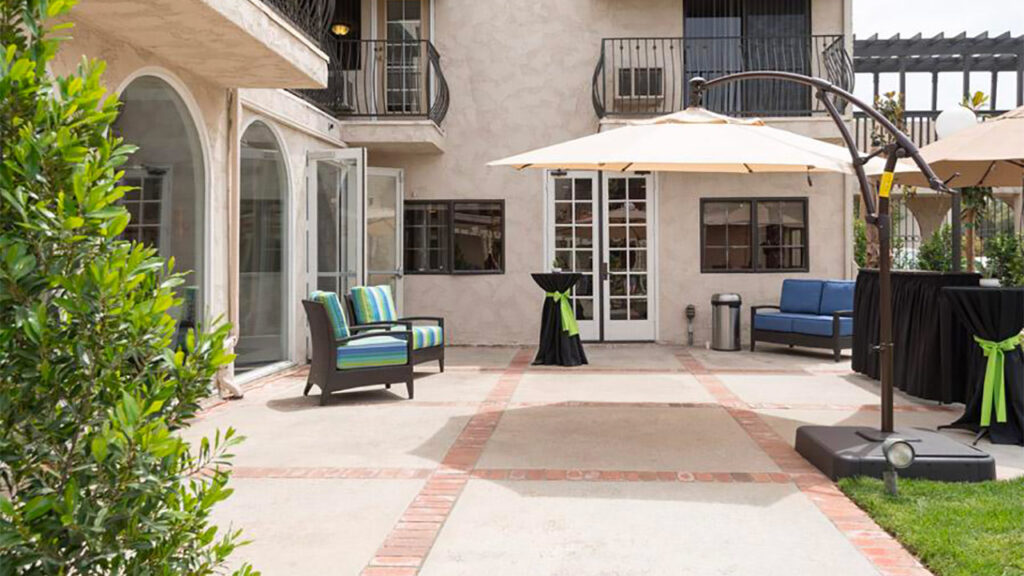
260, 0, 335, 46
592, 35, 853, 119
293, 38, 450, 125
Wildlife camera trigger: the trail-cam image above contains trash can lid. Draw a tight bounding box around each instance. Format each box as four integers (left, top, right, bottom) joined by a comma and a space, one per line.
711, 293, 742, 304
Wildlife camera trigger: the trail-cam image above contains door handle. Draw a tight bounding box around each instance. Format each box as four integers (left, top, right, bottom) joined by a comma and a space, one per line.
600, 262, 609, 281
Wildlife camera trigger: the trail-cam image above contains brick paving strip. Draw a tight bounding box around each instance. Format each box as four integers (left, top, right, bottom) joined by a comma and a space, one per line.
359, 348, 535, 576
675, 349, 934, 576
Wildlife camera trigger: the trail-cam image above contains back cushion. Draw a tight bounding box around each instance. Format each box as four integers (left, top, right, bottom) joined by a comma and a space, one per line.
819, 281, 856, 315
350, 285, 399, 324
311, 291, 350, 339
779, 279, 824, 314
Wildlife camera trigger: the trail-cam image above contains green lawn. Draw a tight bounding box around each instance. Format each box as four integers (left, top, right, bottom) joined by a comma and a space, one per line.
839, 476, 1024, 576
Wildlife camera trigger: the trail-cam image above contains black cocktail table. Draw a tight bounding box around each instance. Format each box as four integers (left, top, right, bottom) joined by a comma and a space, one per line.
531, 273, 588, 366
942, 286, 1024, 446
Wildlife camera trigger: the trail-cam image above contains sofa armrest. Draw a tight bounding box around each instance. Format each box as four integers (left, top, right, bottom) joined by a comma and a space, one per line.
831, 310, 853, 338
750, 305, 781, 314
833, 310, 853, 317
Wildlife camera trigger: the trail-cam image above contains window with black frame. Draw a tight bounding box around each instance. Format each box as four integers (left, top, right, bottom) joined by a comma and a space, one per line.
701, 198, 807, 272
404, 200, 504, 274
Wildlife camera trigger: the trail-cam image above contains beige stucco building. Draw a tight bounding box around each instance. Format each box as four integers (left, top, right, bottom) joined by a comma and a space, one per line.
52, 0, 857, 384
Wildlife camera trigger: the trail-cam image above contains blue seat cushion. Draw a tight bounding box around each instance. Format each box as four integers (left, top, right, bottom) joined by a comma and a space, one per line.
335, 335, 408, 370
791, 315, 853, 337
819, 281, 855, 315
753, 312, 811, 333
779, 279, 824, 314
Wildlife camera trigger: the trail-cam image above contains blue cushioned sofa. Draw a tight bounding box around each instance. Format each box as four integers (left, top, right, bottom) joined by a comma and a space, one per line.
750, 279, 855, 362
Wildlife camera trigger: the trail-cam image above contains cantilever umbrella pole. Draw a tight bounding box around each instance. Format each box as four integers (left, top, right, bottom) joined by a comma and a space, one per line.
691, 73, 948, 433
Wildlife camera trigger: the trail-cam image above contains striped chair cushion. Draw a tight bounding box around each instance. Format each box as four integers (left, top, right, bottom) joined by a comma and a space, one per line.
311, 290, 349, 339
412, 326, 443, 350
335, 335, 408, 370
350, 285, 398, 324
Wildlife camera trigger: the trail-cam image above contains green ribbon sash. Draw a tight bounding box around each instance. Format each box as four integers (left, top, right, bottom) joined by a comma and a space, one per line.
973, 334, 1020, 427
546, 290, 579, 337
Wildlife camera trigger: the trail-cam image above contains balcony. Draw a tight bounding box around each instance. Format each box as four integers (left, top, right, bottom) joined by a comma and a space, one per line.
293, 38, 449, 154
71, 0, 330, 88
592, 35, 853, 120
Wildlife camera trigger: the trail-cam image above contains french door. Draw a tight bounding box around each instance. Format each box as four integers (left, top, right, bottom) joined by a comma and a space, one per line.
307, 149, 365, 297
366, 167, 404, 313
547, 171, 657, 341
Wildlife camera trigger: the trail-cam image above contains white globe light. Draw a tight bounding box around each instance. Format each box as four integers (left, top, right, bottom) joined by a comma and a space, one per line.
935, 106, 978, 139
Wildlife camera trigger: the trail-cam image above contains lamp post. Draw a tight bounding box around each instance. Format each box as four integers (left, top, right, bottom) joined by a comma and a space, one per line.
935, 106, 979, 273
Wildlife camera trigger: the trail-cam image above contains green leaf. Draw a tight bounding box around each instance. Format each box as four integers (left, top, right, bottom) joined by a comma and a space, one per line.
91, 436, 108, 463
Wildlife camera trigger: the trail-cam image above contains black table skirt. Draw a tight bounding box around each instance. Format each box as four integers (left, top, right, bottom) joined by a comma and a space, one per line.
531, 273, 588, 367
942, 287, 1024, 445
852, 269, 980, 402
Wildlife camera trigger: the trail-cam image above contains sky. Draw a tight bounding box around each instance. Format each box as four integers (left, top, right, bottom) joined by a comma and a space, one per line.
852, 0, 1024, 111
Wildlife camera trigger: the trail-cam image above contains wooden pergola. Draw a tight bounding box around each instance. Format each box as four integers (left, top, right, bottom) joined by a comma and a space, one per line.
854, 32, 1024, 112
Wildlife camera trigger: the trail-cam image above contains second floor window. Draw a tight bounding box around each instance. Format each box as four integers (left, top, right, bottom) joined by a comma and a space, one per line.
405, 200, 504, 274
701, 198, 808, 273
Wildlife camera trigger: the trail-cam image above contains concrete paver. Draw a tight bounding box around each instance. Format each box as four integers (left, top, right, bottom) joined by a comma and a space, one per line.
187, 345, 1021, 576
420, 480, 879, 576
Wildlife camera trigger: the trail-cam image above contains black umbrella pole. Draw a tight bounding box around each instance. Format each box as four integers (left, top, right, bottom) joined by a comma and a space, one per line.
878, 150, 901, 433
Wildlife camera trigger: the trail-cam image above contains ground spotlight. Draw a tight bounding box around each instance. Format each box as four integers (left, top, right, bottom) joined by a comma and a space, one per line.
881, 437, 915, 496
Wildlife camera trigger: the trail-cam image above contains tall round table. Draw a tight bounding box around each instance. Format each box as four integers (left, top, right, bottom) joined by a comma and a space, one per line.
942, 286, 1024, 446
531, 273, 588, 366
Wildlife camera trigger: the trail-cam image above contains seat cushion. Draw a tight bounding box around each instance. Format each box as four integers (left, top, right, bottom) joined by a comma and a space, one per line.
791, 315, 853, 337
819, 280, 855, 315
412, 325, 444, 350
311, 290, 349, 339
350, 285, 399, 324
779, 279, 824, 314
336, 335, 408, 370
753, 312, 810, 333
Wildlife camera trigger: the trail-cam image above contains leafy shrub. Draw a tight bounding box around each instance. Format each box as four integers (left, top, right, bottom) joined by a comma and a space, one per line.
854, 217, 867, 268
984, 233, 1024, 287
0, 2, 253, 573
917, 224, 962, 272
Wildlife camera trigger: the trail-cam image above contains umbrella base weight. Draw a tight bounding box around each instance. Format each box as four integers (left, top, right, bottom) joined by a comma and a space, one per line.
795, 426, 996, 482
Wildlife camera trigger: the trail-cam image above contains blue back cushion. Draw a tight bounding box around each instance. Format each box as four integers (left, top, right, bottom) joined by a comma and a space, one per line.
311, 290, 350, 339
779, 279, 824, 314
819, 281, 855, 315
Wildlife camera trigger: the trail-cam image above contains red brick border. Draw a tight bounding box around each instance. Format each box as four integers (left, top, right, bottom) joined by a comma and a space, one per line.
676, 349, 933, 576
359, 348, 534, 576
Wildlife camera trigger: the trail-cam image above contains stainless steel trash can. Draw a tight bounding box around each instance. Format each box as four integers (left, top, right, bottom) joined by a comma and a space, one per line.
711, 293, 742, 351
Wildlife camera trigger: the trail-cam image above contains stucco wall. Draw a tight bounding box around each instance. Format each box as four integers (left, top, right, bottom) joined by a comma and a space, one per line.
371, 0, 853, 345
657, 172, 853, 346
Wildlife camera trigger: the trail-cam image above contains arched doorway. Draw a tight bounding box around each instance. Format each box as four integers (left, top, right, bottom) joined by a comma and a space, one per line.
238, 121, 289, 371
113, 74, 206, 312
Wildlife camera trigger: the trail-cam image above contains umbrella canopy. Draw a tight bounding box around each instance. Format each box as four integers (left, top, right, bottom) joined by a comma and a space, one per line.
489, 107, 894, 175
890, 106, 1024, 188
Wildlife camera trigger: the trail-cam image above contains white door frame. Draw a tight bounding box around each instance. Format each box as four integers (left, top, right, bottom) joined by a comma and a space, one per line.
544, 171, 600, 341
600, 172, 658, 341
306, 148, 367, 298
367, 166, 404, 313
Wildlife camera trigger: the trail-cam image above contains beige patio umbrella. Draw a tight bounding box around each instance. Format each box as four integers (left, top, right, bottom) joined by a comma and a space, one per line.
888, 106, 1024, 188
489, 107, 898, 175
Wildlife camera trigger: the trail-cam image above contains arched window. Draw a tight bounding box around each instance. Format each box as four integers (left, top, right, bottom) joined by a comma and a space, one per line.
113, 75, 206, 312
238, 121, 289, 371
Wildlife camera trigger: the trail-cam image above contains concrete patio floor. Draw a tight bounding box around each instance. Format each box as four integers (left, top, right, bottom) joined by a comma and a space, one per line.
187, 343, 1024, 576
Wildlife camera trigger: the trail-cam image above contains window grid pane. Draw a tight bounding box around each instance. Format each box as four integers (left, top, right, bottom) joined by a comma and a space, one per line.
702, 199, 807, 272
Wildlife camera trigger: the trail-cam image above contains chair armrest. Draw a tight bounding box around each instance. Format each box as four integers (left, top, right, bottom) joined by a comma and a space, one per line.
398, 316, 445, 327
750, 305, 781, 314
336, 330, 412, 346
351, 321, 412, 333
